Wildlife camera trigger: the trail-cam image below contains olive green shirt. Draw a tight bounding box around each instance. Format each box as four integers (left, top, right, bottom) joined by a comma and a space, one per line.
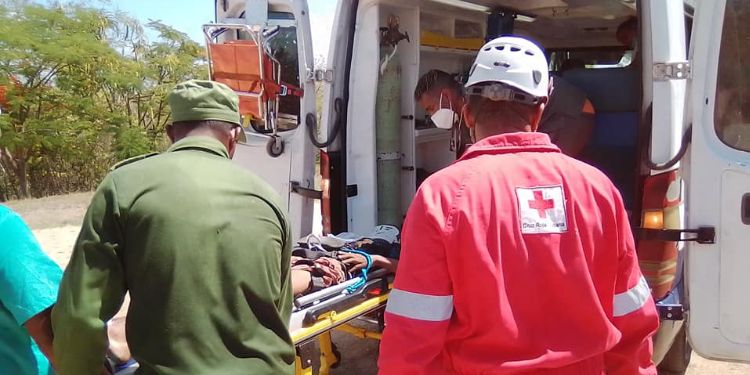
52, 136, 294, 375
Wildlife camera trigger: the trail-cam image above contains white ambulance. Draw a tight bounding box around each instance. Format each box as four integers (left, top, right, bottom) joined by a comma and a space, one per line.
205, 0, 750, 372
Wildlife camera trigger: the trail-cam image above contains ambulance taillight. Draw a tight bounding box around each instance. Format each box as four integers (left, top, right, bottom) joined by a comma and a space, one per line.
636, 170, 682, 301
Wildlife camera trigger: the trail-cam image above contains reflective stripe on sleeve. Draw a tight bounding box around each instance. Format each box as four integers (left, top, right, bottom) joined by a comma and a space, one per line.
385, 289, 454, 322
613, 276, 651, 317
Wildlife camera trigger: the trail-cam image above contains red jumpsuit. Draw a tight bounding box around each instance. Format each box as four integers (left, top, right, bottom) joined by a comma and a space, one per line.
378, 133, 658, 375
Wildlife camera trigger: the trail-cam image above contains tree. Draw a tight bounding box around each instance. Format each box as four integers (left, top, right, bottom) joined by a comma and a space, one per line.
0, 2, 121, 198
99, 18, 206, 157
0, 2, 206, 199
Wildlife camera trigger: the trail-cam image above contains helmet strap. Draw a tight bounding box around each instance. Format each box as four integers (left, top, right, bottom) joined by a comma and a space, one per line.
466, 83, 542, 106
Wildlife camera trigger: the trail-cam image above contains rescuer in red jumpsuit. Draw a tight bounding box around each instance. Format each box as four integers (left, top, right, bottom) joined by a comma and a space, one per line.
378, 36, 658, 375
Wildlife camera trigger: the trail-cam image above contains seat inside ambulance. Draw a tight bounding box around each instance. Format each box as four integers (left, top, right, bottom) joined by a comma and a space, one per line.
537, 19, 641, 211
562, 66, 640, 209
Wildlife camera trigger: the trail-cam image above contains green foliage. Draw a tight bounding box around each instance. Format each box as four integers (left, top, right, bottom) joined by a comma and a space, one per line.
0, 1, 206, 200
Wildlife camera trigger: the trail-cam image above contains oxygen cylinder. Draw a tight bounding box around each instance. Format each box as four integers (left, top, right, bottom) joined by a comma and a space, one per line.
375, 45, 402, 226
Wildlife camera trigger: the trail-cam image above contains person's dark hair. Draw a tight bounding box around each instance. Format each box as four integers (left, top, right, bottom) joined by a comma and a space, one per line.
172, 120, 237, 133
617, 16, 638, 31
414, 70, 462, 101
616, 16, 638, 38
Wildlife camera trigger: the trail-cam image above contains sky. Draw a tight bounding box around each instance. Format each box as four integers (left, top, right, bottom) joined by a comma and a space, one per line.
105, 0, 337, 59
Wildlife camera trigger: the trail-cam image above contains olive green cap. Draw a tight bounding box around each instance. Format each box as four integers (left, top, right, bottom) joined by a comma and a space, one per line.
169, 80, 241, 124
168, 80, 246, 142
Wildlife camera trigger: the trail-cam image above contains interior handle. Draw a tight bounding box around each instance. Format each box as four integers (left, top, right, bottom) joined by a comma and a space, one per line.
743, 193, 750, 225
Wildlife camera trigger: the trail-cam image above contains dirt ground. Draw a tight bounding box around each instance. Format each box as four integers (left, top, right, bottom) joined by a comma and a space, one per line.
4, 193, 750, 374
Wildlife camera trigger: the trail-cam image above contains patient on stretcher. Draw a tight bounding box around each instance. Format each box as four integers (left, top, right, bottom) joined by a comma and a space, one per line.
291, 225, 401, 296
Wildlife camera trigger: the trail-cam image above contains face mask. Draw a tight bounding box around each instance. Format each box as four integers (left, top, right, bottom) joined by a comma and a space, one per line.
431, 93, 457, 130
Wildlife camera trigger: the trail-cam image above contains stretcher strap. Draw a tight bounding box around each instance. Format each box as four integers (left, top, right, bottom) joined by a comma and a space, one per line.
264, 79, 304, 98
214, 72, 304, 98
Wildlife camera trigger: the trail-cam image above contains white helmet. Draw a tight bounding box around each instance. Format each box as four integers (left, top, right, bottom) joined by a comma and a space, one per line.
465, 36, 549, 102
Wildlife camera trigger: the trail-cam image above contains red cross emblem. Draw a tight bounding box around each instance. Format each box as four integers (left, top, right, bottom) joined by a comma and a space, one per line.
528, 190, 555, 218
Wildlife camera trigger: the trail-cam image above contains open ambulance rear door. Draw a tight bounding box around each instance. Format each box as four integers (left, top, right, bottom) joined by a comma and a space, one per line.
685, 0, 750, 363
211, 0, 318, 239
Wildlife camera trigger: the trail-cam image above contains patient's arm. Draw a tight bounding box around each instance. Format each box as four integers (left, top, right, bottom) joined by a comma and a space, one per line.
339, 253, 398, 273
372, 255, 399, 273
292, 269, 313, 296
24, 308, 55, 368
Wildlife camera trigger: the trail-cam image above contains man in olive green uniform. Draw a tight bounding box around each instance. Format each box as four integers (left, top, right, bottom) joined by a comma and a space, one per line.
52, 80, 295, 375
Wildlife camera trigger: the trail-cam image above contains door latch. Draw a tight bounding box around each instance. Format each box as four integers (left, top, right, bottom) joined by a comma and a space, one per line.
291, 181, 322, 200
657, 304, 685, 321
636, 226, 715, 244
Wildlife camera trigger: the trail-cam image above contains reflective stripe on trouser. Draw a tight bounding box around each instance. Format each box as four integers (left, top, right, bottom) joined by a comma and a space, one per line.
386, 289, 454, 321
613, 276, 651, 317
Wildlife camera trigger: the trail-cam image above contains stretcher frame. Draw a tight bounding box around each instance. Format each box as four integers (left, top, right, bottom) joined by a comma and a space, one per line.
202, 23, 284, 134
290, 269, 392, 375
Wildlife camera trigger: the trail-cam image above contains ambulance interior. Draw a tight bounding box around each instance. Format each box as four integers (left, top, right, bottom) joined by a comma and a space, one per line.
209, 0, 653, 225
394, 0, 643, 217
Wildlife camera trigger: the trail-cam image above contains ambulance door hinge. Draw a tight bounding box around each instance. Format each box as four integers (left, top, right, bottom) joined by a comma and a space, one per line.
636, 226, 715, 244
291, 181, 322, 200
306, 68, 335, 83
653, 61, 691, 81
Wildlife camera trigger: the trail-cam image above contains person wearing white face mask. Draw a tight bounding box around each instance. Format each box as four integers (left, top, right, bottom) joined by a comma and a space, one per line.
414, 70, 472, 157
430, 91, 458, 131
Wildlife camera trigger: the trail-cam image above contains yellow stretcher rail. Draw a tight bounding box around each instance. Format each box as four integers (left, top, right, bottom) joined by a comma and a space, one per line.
293, 291, 390, 375
292, 292, 389, 343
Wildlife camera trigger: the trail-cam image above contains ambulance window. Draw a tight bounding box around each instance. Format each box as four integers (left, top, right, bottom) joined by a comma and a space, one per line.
238, 12, 301, 132
714, 0, 750, 152
548, 48, 631, 72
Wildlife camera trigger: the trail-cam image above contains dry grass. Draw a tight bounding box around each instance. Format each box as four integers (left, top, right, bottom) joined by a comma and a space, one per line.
4, 192, 93, 229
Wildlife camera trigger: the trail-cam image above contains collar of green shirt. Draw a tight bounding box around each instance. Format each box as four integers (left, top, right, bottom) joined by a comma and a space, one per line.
167, 136, 230, 159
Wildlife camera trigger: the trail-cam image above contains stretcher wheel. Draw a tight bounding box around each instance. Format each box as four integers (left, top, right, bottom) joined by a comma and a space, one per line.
267, 136, 284, 157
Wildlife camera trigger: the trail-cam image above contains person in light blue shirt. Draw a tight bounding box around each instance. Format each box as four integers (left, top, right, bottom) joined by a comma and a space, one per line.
0, 204, 62, 375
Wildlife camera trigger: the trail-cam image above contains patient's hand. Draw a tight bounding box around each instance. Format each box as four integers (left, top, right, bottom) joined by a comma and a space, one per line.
107, 315, 130, 364
107, 297, 131, 366
339, 252, 368, 272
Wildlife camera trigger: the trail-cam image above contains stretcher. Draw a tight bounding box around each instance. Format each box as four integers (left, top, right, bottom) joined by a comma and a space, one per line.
110, 270, 390, 375
290, 268, 393, 375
